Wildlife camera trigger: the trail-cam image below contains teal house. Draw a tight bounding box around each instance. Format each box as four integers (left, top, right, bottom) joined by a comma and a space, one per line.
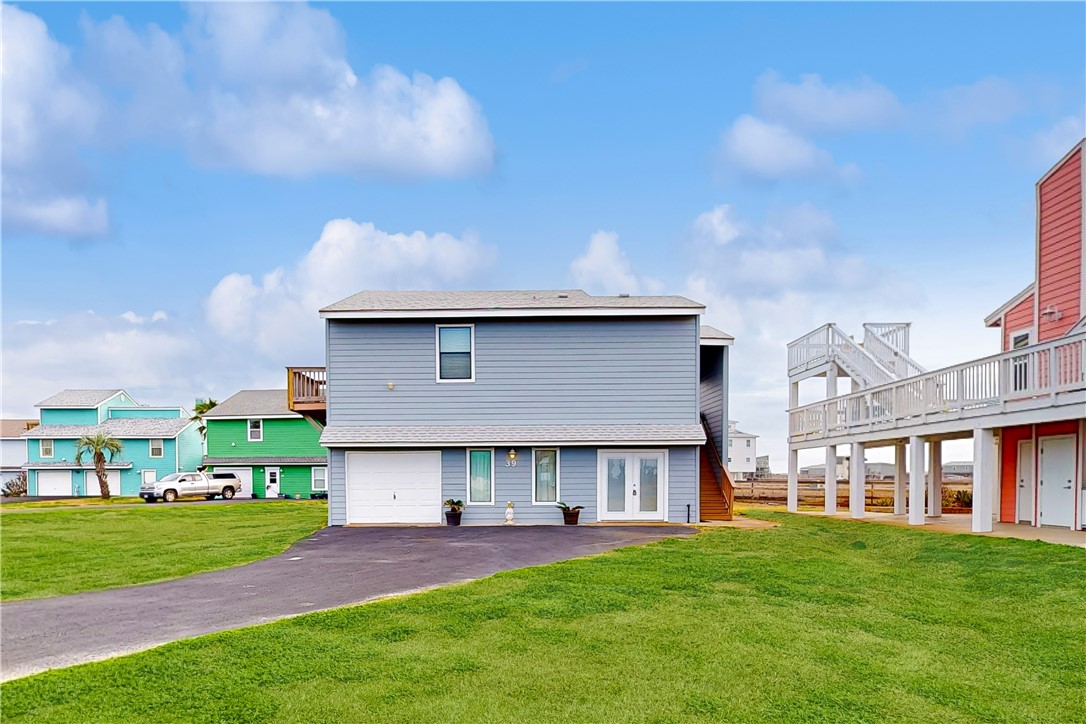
23, 389, 202, 496
203, 390, 327, 499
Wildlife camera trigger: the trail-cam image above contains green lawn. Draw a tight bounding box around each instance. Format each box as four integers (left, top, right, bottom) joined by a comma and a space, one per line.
0, 502, 327, 601
4, 511, 1083, 723
1, 497, 145, 509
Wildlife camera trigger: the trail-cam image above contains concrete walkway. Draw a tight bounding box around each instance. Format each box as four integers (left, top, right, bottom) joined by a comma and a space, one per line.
0, 524, 695, 681
797, 510, 1086, 548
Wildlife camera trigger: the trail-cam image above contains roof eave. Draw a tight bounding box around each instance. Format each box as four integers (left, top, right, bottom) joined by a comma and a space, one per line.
320, 307, 704, 320
984, 283, 1036, 328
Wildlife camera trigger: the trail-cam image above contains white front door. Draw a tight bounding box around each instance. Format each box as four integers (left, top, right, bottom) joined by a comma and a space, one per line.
1016, 440, 1034, 524
215, 467, 254, 498
265, 467, 280, 498
346, 451, 442, 524
84, 470, 121, 496
598, 450, 667, 522
37, 470, 72, 496
1038, 436, 1076, 528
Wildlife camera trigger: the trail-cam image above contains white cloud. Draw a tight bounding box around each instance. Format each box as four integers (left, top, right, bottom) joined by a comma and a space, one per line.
569, 230, 665, 295
120, 310, 169, 325
1029, 115, 1085, 165
1, 195, 109, 237
934, 77, 1025, 136
717, 115, 861, 183
206, 218, 495, 355
755, 70, 902, 132
691, 205, 742, 245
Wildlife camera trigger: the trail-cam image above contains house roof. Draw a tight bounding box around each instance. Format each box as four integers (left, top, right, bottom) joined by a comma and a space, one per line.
35, 389, 127, 408
22, 418, 193, 439
700, 325, 734, 341
202, 456, 327, 466
1, 419, 38, 438
729, 429, 756, 438
320, 423, 706, 447
984, 283, 1035, 328
320, 290, 704, 319
202, 390, 297, 419
24, 461, 134, 470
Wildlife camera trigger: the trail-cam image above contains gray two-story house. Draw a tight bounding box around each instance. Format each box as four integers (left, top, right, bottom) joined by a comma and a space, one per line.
310, 290, 733, 526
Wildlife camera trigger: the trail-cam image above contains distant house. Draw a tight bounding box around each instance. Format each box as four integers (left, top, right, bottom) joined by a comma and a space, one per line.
22, 390, 201, 496
755, 455, 771, 478
202, 390, 327, 499
1, 419, 36, 485
727, 421, 758, 480
942, 461, 973, 478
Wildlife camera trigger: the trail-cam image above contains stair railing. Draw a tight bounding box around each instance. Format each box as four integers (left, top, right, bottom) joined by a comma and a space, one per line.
700, 413, 734, 519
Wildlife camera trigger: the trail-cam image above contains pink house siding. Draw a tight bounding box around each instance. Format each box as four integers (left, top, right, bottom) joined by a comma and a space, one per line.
1002, 293, 1036, 352
1036, 146, 1082, 342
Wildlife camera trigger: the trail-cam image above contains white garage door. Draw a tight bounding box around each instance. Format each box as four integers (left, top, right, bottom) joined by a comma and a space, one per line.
347, 452, 441, 524
37, 470, 72, 496
84, 470, 121, 497
214, 467, 254, 498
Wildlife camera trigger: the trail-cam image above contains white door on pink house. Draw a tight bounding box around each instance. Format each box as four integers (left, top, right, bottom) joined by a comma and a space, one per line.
1038, 436, 1075, 529
1016, 440, 1034, 524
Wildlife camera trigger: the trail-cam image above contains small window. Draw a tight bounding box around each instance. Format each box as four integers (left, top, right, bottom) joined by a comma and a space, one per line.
312, 467, 328, 492
467, 449, 493, 504
728, 439, 733, 448
746, 439, 751, 448
248, 419, 263, 442
149, 439, 164, 458
533, 449, 559, 504
1012, 332, 1030, 350
437, 325, 474, 382
40, 439, 54, 458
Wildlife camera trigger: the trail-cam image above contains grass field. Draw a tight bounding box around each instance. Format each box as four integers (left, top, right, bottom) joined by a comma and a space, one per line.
3, 511, 1083, 722
0, 501, 327, 601
0, 497, 145, 509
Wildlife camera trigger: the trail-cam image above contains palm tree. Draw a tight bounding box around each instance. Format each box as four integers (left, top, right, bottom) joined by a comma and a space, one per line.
190, 398, 218, 440
75, 434, 124, 499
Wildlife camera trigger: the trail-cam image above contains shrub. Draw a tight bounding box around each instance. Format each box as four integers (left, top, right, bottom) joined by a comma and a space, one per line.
953, 489, 973, 508
2, 472, 28, 497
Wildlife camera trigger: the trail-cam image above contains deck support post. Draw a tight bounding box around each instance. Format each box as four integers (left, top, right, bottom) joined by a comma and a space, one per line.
894, 442, 907, 515
909, 436, 926, 525
972, 428, 996, 533
928, 439, 943, 517
824, 444, 837, 515
787, 448, 799, 512
849, 442, 865, 519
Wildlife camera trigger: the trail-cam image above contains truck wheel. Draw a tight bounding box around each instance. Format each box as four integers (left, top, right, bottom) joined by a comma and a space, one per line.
221, 487, 236, 500
163, 489, 178, 503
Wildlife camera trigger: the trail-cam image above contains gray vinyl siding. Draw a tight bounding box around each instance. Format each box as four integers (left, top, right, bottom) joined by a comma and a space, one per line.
327, 317, 698, 426
668, 447, 697, 523
328, 448, 346, 526
699, 347, 723, 453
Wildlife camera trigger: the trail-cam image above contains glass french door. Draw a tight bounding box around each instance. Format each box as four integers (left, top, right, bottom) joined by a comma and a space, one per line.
599, 451, 666, 521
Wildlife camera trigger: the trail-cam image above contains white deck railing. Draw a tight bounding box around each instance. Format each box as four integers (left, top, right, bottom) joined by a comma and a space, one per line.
787, 323, 895, 387
863, 323, 911, 352
789, 332, 1086, 441
863, 325, 926, 379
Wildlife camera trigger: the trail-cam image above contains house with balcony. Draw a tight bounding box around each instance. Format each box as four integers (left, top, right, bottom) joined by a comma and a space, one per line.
290, 290, 735, 525
202, 389, 327, 499
785, 139, 1085, 532
22, 390, 202, 496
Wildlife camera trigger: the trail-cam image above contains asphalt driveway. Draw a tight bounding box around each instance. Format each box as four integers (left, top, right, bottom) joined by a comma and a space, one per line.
0, 524, 695, 681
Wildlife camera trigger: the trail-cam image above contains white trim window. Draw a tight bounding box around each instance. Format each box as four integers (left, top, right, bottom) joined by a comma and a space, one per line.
532, 448, 559, 504
436, 324, 475, 382
40, 439, 54, 458
466, 448, 494, 504
312, 466, 328, 492
248, 419, 263, 442
1010, 329, 1033, 350
149, 439, 164, 458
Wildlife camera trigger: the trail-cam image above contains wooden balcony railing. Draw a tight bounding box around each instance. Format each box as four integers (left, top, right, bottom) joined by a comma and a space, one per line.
287, 367, 327, 411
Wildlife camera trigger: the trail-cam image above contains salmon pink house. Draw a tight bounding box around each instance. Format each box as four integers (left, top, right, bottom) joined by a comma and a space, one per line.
785, 139, 1086, 533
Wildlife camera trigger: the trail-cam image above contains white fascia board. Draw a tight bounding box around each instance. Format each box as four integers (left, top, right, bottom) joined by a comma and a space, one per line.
699, 339, 733, 347
203, 414, 301, 421
321, 438, 706, 448
983, 283, 1035, 327
320, 307, 703, 320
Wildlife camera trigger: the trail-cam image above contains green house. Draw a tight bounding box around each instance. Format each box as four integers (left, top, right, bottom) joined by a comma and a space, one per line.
203, 390, 327, 499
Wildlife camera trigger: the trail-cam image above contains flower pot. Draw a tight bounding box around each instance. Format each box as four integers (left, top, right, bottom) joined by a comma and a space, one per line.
445, 510, 462, 526
562, 510, 580, 526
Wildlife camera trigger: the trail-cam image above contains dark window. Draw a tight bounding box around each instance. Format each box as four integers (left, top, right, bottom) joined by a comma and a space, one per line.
438, 326, 473, 381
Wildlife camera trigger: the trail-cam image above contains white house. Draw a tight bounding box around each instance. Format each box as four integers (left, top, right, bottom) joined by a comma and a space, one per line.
727, 420, 758, 481
1, 419, 36, 486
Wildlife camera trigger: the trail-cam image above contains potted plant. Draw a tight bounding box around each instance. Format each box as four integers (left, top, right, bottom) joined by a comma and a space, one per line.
556, 502, 584, 525
443, 499, 464, 526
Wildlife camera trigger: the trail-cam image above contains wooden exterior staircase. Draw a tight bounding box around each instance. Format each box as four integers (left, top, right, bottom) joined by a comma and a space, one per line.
699, 414, 734, 521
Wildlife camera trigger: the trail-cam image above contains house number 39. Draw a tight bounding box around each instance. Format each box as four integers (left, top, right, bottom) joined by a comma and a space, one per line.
505, 460, 518, 468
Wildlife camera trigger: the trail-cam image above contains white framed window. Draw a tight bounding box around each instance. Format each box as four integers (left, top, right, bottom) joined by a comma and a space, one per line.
149, 439, 164, 458
312, 466, 328, 492
532, 448, 560, 504
1010, 329, 1033, 350
436, 324, 475, 382
248, 419, 263, 442
746, 439, 751, 448
466, 448, 493, 504
40, 439, 54, 458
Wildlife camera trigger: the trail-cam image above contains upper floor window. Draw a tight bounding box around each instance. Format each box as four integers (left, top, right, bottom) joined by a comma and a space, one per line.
248, 419, 263, 442
1011, 331, 1031, 350
149, 439, 164, 458
746, 439, 751, 448
437, 325, 475, 382
40, 439, 54, 458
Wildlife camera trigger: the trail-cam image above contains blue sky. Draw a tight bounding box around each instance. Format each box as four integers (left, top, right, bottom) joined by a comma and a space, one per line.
3, 1, 1084, 467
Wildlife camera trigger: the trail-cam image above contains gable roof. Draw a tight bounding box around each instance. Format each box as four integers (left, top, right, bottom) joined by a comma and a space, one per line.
35, 389, 129, 408
22, 417, 193, 440
202, 390, 297, 419
700, 324, 735, 345
1, 419, 38, 438
320, 290, 704, 319
984, 283, 1035, 328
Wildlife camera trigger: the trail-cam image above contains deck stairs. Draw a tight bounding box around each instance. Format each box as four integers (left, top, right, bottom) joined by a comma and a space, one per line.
788, 323, 926, 391
699, 414, 734, 521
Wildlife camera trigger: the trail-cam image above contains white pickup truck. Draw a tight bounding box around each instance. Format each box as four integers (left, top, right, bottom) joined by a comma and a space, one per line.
140, 472, 241, 503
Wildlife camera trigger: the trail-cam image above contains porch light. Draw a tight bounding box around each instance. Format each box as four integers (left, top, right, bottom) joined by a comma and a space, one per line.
507, 449, 518, 461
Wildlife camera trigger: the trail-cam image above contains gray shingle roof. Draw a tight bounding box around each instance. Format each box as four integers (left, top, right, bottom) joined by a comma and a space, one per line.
321, 290, 704, 314
203, 456, 326, 466
700, 325, 735, 341
320, 424, 706, 447
202, 390, 296, 418
23, 418, 193, 439
35, 389, 126, 408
